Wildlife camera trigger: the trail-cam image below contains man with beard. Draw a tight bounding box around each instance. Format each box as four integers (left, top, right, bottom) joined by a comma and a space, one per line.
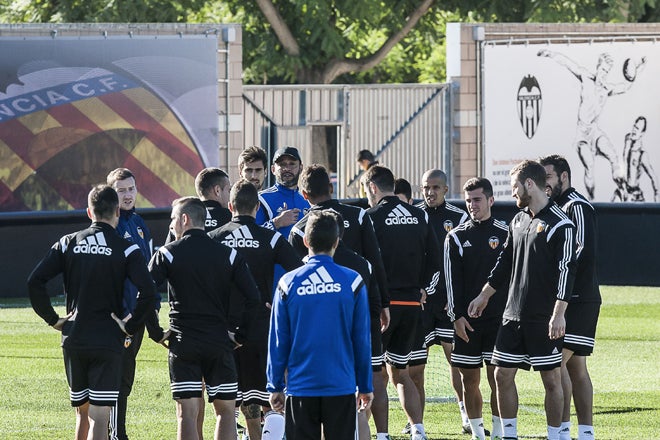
469, 160, 576, 440
256, 146, 310, 239
540, 155, 601, 440
239, 146, 268, 191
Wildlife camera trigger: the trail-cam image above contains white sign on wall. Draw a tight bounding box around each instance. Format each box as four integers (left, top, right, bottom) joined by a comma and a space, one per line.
484, 40, 659, 203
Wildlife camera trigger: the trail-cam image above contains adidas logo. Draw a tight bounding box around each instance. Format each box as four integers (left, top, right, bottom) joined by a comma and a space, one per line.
385, 205, 419, 225
221, 226, 260, 249
462, 240, 472, 247
123, 231, 131, 239
552, 347, 559, 354
73, 232, 112, 255
297, 266, 341, 295
205, 209, 218, 228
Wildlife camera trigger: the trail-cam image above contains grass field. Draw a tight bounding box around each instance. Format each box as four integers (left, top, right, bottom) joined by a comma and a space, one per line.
1, 286, 658, 439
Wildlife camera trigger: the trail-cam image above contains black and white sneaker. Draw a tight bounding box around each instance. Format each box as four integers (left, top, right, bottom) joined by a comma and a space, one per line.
402, 422, 412, 434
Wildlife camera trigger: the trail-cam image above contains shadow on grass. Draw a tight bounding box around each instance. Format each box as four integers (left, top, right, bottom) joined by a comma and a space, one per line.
594, 406, 656, 415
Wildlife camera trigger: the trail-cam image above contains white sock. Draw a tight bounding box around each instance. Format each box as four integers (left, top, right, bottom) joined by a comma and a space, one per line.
261, 411, 285, 439
413, 423, 426, 436
548, 425, 561, 440
469, 417, 486, 440
502, 418, 517, 438
376, 434, 391, 440
578, 424, 595, 439
491, 415, 503, 439
458, 400, 469, 425
559, 421, 571, 440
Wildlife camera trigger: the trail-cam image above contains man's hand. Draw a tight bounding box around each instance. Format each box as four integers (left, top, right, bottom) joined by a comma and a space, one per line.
380, 307, 390, 333
537, 48, 553, 58
111, 312, 132, 336
420, 288, 427, 310
158, 330, 171, 348
51, 311, 73, 331
272, 202, 301, 230
453, 317, 474, 343
269, 392, 285, 412
357, 392, 374, 413
468, 292, 489, 318
549, 313, 566, 340
228, 331, 242, 349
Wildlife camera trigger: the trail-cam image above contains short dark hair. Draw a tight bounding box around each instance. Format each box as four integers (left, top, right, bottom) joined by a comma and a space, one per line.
305, 210, 339, 253
230, 179, 259, 214
510, 160, 547, 189
88, 184, 119, 220
238, 146, 268, 171
299, 164, 331, 199
172, 197, 206, 228
357, 149, 375, 163
195, 167, 229, 198
463, 177, 493, 198
106, 168, 135, 186
538, 154, 572, 183
361, 165, 394, 192
394, 178, 412, 201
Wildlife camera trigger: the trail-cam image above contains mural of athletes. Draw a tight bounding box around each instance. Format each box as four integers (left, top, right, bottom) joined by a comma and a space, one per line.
483, 40, 658, 203
0, 37, 218, 211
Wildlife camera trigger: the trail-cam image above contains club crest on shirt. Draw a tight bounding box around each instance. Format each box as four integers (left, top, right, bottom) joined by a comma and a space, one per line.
137, 227, 145, 240
536, 221, 547, 233
443, 220, 454, 232
488, 236, 500, 249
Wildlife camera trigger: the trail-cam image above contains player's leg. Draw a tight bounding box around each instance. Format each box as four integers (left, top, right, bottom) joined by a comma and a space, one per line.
205, 349, 240, 440
559, 349, 574, 440
595, 133, 625, 184
577, 139, 596, 199
75, 403, 90, 440
177, 398, 203, 440
212, 399, 238, 440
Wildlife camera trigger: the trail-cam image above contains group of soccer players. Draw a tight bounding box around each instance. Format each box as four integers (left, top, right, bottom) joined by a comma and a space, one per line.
28, 144, 600, 440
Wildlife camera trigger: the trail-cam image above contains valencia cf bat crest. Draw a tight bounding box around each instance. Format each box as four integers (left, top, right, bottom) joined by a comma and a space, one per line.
488, 236, 500, 250
517, 75, 542, 139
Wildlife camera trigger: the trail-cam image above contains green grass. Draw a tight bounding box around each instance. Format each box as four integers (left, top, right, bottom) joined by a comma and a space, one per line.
1, 286, 659, 439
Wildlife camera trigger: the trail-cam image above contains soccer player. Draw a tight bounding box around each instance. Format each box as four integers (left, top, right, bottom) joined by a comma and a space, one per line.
149, 197, 260, 440
394, 178, 414, 204
445, 177, 508, 440
362, 165, 441, 440
195, 167, 232, 231
106, 167, 158, 440
540, 155, 601, 440
209, 179, 302, 440
238, 146, 268, 191
267, 210, 373, 439
414, 169, 469, 435
256, 146, 310, 237
469, 160, 576, 440
28, 184, 160, 440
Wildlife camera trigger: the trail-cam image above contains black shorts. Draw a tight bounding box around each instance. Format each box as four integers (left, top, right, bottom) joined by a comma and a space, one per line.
370, 319, 384, 372
382, 303, 421, 369
285, 394, 356, 439
451, 318, 500, 369
235, 339, 269, 407
63, 347, 122, 407
422, 301, 454, 346
491, 319, 562, 371
168, 338, 238, 402
564, 302, 600, 356
409, 312, 428, 367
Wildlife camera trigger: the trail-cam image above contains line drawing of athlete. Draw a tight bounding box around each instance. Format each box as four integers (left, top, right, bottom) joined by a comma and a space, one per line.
612, 116, 659, 202
538, 49, 646, 199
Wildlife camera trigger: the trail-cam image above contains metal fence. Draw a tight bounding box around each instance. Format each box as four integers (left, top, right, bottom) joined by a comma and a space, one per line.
242, 83, 452, 198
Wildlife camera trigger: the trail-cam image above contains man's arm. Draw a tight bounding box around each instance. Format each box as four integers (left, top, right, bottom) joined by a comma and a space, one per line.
123, 247, 161, 338
352, 281, 373, 395
229, 250, 261, 345
538, 49, 588, 80
640, 151, 660, 201
468, 282, 497, 319
27, 243, 65, 327
444, 232, 474, 342
266, 281, 291, 395
549, 299, 568, 340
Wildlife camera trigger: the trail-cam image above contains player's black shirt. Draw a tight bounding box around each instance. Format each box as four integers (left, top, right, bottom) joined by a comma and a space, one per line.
209, 215, 303, 341
149, 229, 260, 350
28, 222, 158, 353
445, 217, 509, 323
367, 196, 441, 302
488, 202, 576, 323
555, 188, 601, 304
202, 199, 232, 232
290, 199, 390, 308
416, 200, 468, 306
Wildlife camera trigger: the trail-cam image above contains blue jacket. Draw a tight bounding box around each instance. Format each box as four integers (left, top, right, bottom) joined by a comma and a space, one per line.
267, 254, 373, 397
256, 183, 309, 239
116, 208, 157, 317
